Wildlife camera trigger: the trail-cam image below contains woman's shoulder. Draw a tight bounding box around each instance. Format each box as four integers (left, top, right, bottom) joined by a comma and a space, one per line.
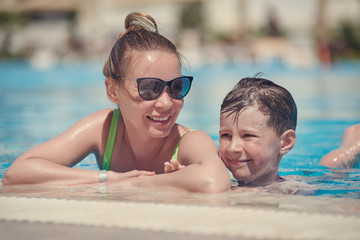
77, 108, 115, 123
67, 109, 117, 151
175, 125, 210, 138
88, 108, 115, 118
69, 108, 116, 134
174, 125, 217, 154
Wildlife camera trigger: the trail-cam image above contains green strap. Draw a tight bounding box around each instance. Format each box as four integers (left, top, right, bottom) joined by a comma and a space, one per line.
103, 109, 120, 171
171, 130, 194, 160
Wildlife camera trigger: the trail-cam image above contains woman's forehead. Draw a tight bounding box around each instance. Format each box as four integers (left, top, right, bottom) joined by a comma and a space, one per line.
127, 51, 181, 78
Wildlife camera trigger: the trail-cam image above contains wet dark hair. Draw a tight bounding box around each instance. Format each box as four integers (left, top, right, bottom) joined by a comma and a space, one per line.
103, 12, 181, 79
221, 74, 297, 136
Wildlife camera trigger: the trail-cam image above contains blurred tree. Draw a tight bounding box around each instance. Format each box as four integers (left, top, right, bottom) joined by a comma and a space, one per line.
330, 21, 360, 61
179, 1, 204, 30
0, 13, 26, 26
0, 13, 28, 59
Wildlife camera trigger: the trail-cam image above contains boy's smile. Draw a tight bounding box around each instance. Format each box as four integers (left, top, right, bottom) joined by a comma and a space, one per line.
228, 158, 251, 165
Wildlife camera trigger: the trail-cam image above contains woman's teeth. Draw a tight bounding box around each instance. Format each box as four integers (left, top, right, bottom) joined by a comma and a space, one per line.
148, 116, 170, 121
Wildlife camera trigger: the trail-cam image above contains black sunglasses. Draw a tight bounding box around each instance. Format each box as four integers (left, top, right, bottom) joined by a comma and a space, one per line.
135, 76, 193, 100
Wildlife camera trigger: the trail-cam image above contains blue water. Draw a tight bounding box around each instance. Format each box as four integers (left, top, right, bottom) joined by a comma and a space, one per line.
1, 60, 359, 199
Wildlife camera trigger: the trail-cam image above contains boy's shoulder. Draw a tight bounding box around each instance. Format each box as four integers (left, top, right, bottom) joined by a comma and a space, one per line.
230, 177, 317, 196
260, 178, 317, 195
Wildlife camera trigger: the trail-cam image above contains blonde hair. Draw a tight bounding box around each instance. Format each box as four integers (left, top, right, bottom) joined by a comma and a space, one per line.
103, 12, 181, 79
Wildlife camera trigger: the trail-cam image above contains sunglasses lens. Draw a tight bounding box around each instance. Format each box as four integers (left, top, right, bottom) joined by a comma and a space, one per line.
170, 77, 192, 99
138, 78, 163, 100
137, 76, 192, 100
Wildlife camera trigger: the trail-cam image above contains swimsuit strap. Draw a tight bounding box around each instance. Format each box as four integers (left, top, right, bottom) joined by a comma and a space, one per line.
171, 129, 194, 160
103, 109, 120, 171
103, 112, 192, 169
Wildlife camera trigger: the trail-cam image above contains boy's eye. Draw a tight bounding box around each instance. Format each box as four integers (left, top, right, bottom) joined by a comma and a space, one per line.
243, 134, 256, 138
220, 133, 231, 139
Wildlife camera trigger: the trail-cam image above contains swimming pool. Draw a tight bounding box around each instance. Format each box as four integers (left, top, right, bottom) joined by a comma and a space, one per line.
0, 60, 359, 199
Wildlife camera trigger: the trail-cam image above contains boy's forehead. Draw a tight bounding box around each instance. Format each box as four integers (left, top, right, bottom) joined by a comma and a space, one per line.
220, 106, 269, 128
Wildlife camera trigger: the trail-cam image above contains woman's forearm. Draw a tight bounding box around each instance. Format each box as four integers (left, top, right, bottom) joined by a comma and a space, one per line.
2, 158, 99, 185
127, 163, 231, 193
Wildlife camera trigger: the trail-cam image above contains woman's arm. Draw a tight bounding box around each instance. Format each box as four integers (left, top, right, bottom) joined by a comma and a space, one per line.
2, 109, 110, 185
116, 131, 231, 193
2, 109, 155, 186
320, 124, 360, 168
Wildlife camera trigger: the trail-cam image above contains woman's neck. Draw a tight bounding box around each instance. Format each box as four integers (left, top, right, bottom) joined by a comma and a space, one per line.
122, 121, 176, 163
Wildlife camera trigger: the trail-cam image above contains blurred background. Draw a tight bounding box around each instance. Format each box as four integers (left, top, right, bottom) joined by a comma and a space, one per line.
0, 0, 360, 67
0, 0, 360, 176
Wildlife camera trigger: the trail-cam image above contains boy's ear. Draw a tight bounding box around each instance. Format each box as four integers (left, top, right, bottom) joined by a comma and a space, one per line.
279, 129, 297, 155
105, 78, 120, 103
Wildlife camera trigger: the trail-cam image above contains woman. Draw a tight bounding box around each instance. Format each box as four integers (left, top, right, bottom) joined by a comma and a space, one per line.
3, 12, 231, 193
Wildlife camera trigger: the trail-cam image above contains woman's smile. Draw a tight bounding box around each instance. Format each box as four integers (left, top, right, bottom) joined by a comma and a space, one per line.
146, 115, 172, 126
147, 116, 171, 122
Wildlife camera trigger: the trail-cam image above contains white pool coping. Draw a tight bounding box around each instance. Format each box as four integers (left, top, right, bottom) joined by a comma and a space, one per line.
1, 195, 360, 240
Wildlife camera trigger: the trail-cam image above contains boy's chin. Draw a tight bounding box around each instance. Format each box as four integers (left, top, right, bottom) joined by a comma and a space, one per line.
232, 173, 253, 184
230, 166, 250, 178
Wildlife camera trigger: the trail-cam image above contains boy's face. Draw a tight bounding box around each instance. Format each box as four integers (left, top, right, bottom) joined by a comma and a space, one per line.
219, 105, 283, 185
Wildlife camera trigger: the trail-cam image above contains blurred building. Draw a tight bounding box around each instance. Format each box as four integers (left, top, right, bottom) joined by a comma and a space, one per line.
0, 0, 359, 67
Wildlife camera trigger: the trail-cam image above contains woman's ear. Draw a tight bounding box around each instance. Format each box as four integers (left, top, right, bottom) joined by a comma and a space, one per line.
279, 129, 297, 155
105, 78, 120, 103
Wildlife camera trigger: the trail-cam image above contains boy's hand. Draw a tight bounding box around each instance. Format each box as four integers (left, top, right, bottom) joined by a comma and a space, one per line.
164, 159, 185, 173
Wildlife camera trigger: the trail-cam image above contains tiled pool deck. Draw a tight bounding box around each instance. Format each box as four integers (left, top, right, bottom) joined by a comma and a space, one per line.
1, 184, 359, 240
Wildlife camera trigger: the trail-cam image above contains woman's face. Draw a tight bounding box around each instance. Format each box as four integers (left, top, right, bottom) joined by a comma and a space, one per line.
117, 51, 183, 139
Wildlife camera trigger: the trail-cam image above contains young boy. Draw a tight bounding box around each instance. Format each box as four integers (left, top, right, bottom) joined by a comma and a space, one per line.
165, 76, 297, 188
218, 76, 297, 187
165, 76, 358, 193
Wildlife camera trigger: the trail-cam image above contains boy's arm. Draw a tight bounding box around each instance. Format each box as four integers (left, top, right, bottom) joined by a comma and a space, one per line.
115, 131, 231, 193
320, 124, 360, 168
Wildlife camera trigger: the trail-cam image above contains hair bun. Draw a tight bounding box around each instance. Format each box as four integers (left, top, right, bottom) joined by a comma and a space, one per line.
125, 12, 158, 33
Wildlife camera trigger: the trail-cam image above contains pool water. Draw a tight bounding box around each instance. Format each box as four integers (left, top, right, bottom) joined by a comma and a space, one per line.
0, 60, 359, 199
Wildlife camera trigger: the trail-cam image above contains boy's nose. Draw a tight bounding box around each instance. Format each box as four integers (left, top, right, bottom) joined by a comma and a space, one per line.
228, 138, 243, 154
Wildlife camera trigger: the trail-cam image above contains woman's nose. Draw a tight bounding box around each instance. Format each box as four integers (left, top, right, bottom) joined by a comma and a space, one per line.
155, 87, 173, 108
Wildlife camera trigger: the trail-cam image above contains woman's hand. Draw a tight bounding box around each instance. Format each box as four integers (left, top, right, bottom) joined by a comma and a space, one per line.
164, 159, 185, 173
